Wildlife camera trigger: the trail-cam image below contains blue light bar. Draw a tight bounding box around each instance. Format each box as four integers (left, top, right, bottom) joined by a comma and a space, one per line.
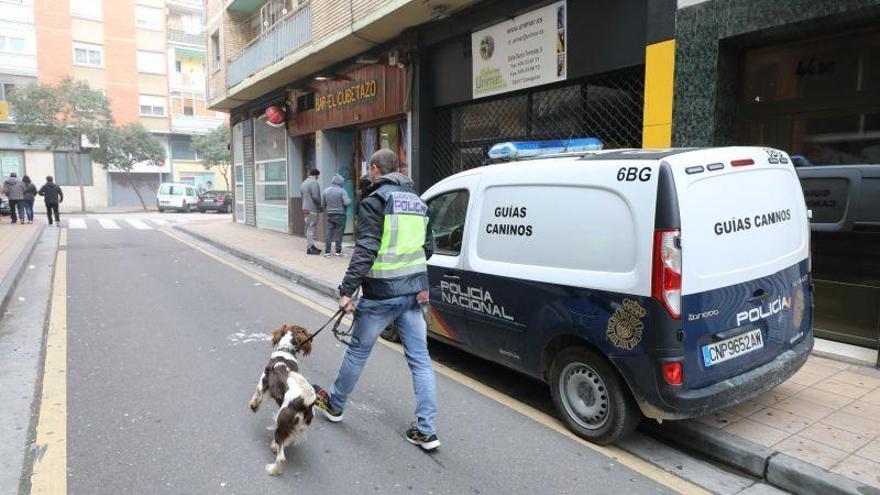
487, 138, 603, 160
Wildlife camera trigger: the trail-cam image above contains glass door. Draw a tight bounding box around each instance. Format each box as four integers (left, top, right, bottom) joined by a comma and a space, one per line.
253, 119, 289, 232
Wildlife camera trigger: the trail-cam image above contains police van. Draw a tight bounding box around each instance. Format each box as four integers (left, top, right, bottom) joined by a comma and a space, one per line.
409, 142, 813, 444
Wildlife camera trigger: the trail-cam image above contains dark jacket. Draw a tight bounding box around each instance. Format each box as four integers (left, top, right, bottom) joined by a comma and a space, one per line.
38, 183, 64, 204
339, 173, 434, 299
3, 177, 25, 200
23, 183, 37, 201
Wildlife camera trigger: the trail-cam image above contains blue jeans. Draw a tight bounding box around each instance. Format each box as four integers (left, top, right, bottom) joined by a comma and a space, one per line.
329, 294, 438, 435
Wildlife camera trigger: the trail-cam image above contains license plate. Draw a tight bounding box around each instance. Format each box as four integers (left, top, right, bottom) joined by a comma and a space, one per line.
702, 328, 763, 367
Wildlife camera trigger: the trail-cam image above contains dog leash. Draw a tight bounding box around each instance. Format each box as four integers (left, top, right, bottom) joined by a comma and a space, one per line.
293, 291, 362, 352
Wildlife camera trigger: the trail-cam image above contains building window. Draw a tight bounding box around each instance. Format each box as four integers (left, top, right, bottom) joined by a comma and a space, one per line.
135, 6, 163, 30
136, 50, 166, 74
0, 150, 25, 177
171, 91, 208, 117
175, 60, 182, 73
0, 34, 27, 54
170, 134, 199, 160
73, 42, 102, 67
53, 152, 93, 186
210, 31, 220, 70
138, 95, 166, 117
70, 0, 102, 20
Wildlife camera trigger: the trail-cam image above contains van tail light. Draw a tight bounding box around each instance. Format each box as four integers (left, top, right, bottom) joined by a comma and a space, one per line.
652, 229, 682, 319
662, 361, 683, 385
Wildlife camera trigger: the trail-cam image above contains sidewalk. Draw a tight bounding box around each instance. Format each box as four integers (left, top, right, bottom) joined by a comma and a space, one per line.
0, 221, 45, 318
175, 219, 880, 494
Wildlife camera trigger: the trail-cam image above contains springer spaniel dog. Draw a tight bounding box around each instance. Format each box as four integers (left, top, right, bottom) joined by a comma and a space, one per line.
249, 325, 316, 476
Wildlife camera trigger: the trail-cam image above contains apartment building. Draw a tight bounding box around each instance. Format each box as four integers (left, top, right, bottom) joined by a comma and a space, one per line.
0, 0, 226, 211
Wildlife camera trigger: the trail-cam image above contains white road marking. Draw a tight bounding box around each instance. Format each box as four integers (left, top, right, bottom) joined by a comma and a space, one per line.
152, 219, 168, 226
125, 219, 153, 230
68, 218, 86, 229
98, 219, 120, 230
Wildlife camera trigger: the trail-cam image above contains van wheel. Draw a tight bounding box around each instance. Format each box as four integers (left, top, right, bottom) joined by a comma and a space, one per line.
549, 347, 640, 445
380, 323, 400, 343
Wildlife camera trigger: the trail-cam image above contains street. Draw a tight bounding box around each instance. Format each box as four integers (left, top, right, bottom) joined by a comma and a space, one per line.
0, 213, 797, 495
40, 215, 685, 494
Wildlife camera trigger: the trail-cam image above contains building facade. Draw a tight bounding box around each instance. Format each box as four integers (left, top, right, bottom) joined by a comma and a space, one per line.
0, 0, 226, 212
207, 0, 878, 355
670, 0, 880, 357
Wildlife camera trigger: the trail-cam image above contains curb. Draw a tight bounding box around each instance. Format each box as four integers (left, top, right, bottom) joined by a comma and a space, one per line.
642, 421, 880, 495
171, 225, 339, 299
0, 224, 46, 320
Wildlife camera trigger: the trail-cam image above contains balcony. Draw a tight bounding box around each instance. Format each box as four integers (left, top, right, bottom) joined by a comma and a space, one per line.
168, 28, 206, 46
227, 3, 311, 88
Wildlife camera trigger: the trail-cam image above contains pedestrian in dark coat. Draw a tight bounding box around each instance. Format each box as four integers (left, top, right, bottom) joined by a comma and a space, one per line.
22, 175, 37, 224
38, 176, 64, 226
3, 172, 26, 224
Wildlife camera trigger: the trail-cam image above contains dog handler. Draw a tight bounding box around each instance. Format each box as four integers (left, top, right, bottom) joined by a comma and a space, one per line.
314, 149, 440, 451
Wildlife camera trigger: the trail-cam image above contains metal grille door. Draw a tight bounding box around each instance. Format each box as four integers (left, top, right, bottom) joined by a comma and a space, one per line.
431, 66, 645, 186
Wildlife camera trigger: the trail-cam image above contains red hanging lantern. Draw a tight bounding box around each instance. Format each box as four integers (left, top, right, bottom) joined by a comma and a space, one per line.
264, 104, 286, 128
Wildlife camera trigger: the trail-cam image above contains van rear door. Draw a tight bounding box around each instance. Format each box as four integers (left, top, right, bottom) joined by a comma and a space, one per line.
667, 147, 811, 389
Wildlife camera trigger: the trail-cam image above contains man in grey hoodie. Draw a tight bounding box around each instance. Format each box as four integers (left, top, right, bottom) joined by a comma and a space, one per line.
322, 174, 352, 257
3, 172, 26, 224
301, 168, 323, 255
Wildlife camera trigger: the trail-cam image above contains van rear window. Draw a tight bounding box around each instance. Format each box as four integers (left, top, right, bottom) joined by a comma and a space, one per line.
475, 185, 636, 272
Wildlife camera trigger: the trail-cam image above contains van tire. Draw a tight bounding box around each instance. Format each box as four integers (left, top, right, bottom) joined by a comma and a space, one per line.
549, 346, 640, 445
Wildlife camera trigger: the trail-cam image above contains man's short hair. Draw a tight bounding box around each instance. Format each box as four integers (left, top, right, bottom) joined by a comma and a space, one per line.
308, 168, 320, 176
370, 149, 399, 176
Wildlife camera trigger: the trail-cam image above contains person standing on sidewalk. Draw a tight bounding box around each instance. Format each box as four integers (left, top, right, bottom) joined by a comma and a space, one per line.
313, 149, 441, 451
38, 176, 63, 226
321, 174, 351, 258
22, 176, 37, 224
3, 172, 26, 224
301, 168, 322, 255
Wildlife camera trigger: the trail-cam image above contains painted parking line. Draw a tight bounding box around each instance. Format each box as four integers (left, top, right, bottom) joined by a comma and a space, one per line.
151, 219, 168, 226
67, 218, 86, 230
98, 219, 120, 230
125, 219, 153, 230
161, 228, 709, 495
30, 250, 67, 494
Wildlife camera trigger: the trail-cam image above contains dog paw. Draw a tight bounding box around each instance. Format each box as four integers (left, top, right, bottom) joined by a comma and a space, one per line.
270, 441, 279, 454
265, 463, 282, 476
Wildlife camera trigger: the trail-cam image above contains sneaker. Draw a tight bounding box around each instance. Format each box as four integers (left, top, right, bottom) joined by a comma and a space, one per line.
335, 252, 344, 257
307, 247, 321, 255
405, 424, 440, 451
323, 252, 331, 258
312, 385, 343, 422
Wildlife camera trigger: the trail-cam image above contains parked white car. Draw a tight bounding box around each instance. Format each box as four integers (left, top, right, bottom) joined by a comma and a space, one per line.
157, 183, 200, 213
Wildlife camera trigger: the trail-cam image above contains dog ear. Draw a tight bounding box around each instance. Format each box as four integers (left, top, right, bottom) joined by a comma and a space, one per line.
271, 326, 286, 347
291, 326, 312, 356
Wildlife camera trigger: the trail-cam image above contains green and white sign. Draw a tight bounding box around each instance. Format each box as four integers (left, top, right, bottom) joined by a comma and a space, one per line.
471, 0, 567, 99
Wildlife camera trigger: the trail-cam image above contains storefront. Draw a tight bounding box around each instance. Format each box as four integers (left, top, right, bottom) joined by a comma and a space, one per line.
287, 61, 409, 235
672, 0, 880, 356
414, 0, 651, 190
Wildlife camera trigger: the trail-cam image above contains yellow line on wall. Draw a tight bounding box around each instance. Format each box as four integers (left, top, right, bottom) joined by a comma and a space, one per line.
30, 248, 68, 495
162, 229, 709, 494
642, 39, 676, 148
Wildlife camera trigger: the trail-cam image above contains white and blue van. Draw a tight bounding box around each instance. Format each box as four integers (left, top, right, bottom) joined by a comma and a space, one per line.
407, 144, 813, 444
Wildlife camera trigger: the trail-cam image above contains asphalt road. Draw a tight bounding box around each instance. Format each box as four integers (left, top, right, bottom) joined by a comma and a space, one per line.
61, 220, 679, 495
